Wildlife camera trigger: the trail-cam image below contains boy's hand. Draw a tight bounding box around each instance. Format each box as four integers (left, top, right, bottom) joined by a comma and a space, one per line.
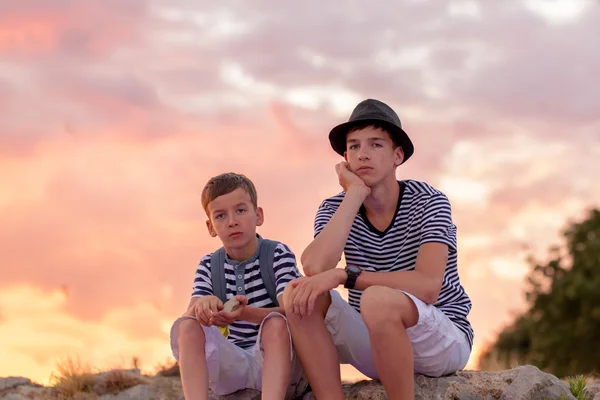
289, 269, 346, 318
211, 295, 248, 327
185, 296, 223, 326
335, 162, 370, 195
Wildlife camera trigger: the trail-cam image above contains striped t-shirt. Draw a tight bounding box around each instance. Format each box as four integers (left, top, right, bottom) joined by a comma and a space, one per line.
191, 238, 301, 348
314, 180, 474, 348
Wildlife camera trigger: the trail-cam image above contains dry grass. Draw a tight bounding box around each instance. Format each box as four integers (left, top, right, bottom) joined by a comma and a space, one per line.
37, 356, 157, 399
49, 357, 97, 399
94, 370, 151, 396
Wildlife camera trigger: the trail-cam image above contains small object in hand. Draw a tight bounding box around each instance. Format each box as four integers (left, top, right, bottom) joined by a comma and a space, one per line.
222, 297, 241, 313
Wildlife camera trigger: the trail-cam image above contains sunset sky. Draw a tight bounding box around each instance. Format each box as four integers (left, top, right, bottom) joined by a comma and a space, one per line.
1, 0, 599, 385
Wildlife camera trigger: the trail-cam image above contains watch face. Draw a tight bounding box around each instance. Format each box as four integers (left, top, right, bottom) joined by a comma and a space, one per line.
347, 265, 361, 274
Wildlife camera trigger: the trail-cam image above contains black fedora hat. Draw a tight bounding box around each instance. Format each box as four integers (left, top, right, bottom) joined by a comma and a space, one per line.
328, 99, 414, 164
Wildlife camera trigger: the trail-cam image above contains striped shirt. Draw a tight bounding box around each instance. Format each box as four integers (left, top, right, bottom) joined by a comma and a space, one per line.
314, 180, 474, 348
192, 239, 301, 348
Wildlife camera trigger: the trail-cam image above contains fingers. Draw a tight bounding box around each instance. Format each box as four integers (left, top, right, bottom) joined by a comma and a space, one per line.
198, 302, 212, 326
293, 285, 308, 317
288, 283, 300, 313
235, 295, 248, 306
289, 285, 301, 314
210, 316, 229, 327
307, 290, 320, 316
211, 298, 222, 313
297, 286, 312, 318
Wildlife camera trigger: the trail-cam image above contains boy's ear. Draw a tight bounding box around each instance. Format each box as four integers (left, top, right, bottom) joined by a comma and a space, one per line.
255, 206, 264, 227
394, 146, 405, 167
206, 219, 218, 237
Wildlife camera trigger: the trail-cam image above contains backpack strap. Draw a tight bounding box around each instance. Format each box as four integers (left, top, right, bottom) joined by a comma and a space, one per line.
210, 247, 227, 304
259, 239, 280, 307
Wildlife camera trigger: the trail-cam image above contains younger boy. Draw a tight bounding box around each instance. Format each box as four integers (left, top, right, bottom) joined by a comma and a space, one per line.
170, 173, 307, 400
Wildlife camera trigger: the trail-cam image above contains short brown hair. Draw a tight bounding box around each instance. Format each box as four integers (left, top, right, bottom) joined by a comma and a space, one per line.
201, 172, 258, 214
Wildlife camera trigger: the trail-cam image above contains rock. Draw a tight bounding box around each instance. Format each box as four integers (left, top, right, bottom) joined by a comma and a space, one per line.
587, 380, 600, 400
210, 388, 261, 400
96, 369, 141, 381
99, 384, 152, 400
0, 380, 51, 400
156, 363, 180, 377
222, 298, 241, 313
0, 365, 580, 399
94, 369, 151, 395
302, 365, 575, 400
0, 378, 30, 392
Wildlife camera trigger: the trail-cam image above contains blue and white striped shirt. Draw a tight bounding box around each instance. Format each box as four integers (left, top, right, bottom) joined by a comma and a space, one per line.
314, 180, 474, 348
192, 240, 301, 348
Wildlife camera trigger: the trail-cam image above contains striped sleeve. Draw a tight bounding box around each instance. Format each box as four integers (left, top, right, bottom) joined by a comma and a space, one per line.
419, 194, 458, 252
314, 200, 335, 238
273, 243, 302, 297
192, 255, 213, 297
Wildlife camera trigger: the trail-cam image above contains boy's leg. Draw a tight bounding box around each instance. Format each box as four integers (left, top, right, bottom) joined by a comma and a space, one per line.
360, 286, 472, 398
282, 285, 345, 400
252, 312, 309, 400
257, 314, 292, 400
360, 286, 419, 400
176, 318, 209, 400
170, 316, 262, 399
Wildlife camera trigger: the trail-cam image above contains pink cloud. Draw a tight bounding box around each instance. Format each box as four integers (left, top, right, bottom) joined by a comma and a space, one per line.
0, 0, 599, 380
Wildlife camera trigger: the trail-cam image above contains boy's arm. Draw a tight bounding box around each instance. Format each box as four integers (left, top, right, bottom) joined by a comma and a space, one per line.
184, 256, 214, 313
238, 243, 300, 324
351, 194, 456, 304
301, 165, 370, 276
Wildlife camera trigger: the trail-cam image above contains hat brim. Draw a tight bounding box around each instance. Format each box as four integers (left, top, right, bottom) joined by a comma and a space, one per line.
328, 118, 414, 164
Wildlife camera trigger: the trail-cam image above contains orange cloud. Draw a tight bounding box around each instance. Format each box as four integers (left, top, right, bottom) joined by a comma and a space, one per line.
1, 0, 599, 384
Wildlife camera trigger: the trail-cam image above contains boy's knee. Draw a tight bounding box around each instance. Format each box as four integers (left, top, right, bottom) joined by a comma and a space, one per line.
178, 318, 206, 343
261, 315, 289, 343
361, 286, 402, 326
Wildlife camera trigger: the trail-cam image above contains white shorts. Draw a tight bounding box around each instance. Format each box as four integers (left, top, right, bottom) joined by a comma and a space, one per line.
325, 290, 471, 378
170, 312, 308, 398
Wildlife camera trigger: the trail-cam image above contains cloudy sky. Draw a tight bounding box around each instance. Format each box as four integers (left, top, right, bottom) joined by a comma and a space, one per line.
1, 0, 599, 384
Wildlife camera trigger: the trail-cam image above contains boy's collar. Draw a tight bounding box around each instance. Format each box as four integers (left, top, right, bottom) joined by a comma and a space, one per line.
224, 234, 263, 266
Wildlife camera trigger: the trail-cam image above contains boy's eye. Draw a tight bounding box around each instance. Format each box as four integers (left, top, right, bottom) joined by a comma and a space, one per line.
349, 144, 359, 150
373, 143, 382, 147
215, 214, 225, 219
236, 208, 246, 214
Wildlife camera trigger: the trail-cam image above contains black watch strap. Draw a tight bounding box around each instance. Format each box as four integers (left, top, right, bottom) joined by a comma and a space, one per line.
344, 266, 361, 289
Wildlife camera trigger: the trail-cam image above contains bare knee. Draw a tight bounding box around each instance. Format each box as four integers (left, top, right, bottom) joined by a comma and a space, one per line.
178, 318, 206, 344
261, 315, 289, 350
361, 286, 417, 329
262, 315, 288, 340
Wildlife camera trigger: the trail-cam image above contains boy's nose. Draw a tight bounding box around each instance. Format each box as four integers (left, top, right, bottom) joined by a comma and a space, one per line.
358, 151, 370, 160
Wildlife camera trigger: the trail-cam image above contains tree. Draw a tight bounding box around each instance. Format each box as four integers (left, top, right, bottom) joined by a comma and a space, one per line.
478, 208, 600, 378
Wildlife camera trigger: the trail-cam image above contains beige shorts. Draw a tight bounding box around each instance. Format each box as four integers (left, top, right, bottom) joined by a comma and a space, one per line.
326, 290, 471, 378
170, 312, 308, 398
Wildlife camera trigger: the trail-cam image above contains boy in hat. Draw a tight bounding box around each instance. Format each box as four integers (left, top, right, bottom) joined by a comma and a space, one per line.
170, 173, 308, 400
283, 100, 474, 399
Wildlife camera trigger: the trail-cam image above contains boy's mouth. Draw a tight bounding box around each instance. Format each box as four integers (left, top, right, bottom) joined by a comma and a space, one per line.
229, 231, 243, 238
357, 166, 373, 172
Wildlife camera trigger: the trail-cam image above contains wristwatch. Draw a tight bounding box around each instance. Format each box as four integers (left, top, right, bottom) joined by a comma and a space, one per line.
344, 265, 362, 289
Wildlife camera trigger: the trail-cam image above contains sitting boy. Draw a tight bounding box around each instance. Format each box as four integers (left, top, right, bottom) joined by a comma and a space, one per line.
170, 172, 307, 400
284, 99, 474, 399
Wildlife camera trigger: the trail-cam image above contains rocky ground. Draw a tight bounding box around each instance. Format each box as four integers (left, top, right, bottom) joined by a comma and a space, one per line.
1, 365, 599, 399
